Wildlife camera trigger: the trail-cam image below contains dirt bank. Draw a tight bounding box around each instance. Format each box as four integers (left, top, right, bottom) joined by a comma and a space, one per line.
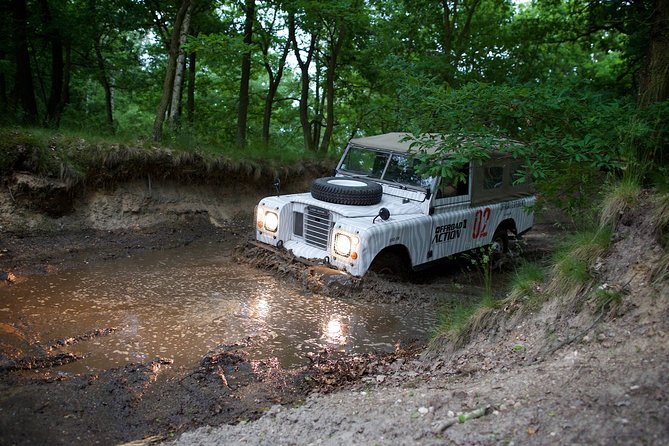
0, 162, 329, 274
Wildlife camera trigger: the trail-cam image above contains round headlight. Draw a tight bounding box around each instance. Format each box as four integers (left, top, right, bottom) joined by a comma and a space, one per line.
264, 211, 279, 232
334, 233, 352, 257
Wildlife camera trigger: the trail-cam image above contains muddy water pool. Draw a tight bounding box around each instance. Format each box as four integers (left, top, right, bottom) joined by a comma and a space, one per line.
1, 244, 438, 373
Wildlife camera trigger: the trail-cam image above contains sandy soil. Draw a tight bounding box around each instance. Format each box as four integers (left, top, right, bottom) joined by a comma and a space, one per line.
0, 174, 667, 446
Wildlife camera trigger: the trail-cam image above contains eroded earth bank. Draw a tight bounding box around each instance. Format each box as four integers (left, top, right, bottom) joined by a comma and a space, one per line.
0, 172, 667, 445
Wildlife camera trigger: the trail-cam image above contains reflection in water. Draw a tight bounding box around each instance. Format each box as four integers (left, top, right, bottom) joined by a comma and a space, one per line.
0, 244, 437, 372
252, 297, 269, 321
323, 315, 347, 345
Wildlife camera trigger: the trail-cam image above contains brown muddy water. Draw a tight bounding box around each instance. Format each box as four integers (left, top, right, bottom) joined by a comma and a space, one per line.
1, 244, 437, 373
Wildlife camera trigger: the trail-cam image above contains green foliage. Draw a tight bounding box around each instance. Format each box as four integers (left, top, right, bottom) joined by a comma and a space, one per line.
1, 0, 667, 180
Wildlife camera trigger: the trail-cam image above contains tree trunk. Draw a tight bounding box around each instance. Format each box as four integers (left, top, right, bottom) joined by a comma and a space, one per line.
235, 0, 255, 148
38, 0, 64, 127
94, 37, 114, 134
11, 0, 38, 124
312, 49, 321, 147
638, 0, 669, 108
319, 25, 346, 154
187, 51, 196, 125
638, 0, 669, 165
169, 0, 192, 128
261, 19, 292, 147
56, 40, 71, 126
152, 0, 192, 142
440, 0, 481, 85
289, 12, 317, 152
0, 50, 7, 112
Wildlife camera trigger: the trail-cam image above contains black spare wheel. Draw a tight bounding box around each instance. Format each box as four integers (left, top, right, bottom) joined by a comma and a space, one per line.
311, 177, 383, 206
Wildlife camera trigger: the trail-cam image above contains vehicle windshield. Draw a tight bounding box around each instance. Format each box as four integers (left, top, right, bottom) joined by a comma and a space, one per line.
339, 146, 433, 189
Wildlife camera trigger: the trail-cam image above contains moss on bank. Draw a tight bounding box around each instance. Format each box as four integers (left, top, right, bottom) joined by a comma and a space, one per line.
0, 127, 334, 189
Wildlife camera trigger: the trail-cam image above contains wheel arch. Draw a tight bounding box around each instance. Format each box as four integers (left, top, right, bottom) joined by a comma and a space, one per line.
495, 218, 517, 236
369, 244, 413, 272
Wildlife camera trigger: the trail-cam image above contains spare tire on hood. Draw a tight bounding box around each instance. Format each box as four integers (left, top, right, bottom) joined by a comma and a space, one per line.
311, 177, 383, 206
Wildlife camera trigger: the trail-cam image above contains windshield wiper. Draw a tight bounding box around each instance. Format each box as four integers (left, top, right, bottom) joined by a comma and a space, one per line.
382, 177, 408, 189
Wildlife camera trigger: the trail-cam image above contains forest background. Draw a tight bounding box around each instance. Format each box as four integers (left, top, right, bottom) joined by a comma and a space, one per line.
1, 0, 668, 221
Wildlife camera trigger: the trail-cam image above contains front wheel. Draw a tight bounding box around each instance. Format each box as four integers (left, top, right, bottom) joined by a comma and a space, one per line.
369, 251, 409, 281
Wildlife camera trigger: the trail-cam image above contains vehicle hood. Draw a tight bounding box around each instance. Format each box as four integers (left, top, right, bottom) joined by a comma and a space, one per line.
282, 192, 425, 218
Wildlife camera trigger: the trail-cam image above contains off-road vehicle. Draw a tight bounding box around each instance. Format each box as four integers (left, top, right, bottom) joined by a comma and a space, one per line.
255, 132, 535, 277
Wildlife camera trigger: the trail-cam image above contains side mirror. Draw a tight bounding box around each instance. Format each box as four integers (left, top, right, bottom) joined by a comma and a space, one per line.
273, 177, 281, 195
373, 207, 390, 224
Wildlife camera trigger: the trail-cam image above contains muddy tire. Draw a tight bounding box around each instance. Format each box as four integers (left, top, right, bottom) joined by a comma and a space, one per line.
311, 177, 383, 206
490, 229, 509, 269
369, 250, 409, 281
491, 229, 509, 253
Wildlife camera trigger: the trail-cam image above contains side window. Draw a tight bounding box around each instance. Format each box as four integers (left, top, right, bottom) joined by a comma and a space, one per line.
384, 154, 432, 187
483, 166, 504, 190
435, 166, 470, 201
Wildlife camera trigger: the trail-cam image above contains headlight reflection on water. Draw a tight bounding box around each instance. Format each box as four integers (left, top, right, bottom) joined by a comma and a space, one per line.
253, 297, 269, 320
323, 315, 348, 345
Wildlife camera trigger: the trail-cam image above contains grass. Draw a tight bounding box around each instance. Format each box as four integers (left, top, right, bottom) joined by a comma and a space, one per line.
599, 178, 641, 228
508, 262, 545, 300
432, 294, 505, 349
431, 227, 612, 351
507, 261, 546, 310
547, 227, 612, 299
653, 192, 669, 243
433, 262, 546, 346
434, 301, 480, 339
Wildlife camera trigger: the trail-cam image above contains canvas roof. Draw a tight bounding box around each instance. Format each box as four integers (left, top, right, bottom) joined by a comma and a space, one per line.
348, 132, 523, 156
348, 132, 442, 154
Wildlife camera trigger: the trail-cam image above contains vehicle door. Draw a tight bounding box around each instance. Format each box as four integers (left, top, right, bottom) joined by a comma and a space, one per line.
429, 164, 474, 261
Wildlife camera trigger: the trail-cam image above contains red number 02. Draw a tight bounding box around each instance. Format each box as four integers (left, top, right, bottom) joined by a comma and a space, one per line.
472, 207, 491, 239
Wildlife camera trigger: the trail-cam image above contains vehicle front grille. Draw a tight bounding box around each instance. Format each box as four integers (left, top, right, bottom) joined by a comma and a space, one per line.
304, 206, 332, 250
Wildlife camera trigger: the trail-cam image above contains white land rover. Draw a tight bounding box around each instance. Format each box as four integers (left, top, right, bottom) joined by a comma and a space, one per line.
255, 132, 535, 277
